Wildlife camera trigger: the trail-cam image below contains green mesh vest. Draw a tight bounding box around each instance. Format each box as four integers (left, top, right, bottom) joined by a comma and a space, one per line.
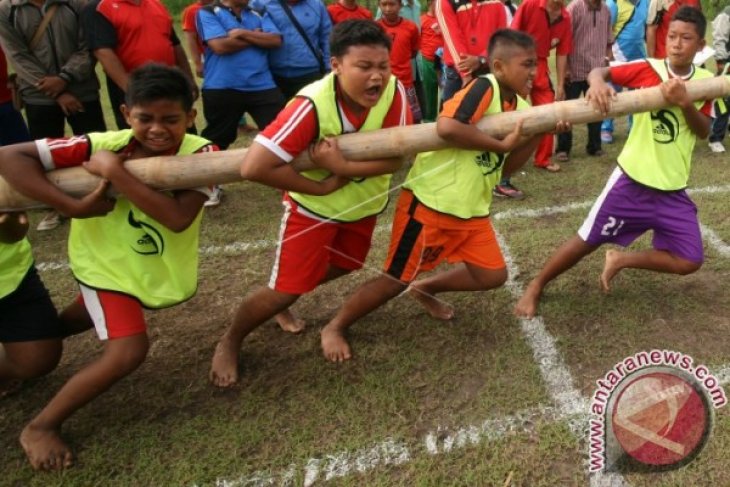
617, 59, 715, 190
68, 130, 211, 308
1, 238, 33, 299
287, 73, 398, 222
404, 74, 529, 219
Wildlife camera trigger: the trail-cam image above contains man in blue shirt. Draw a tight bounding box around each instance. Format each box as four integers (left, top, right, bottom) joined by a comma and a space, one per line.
197, 0, 285, 148
250, 0, 332, 99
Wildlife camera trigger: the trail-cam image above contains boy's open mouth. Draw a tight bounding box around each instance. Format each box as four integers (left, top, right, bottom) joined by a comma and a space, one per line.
365, 85, 381, 97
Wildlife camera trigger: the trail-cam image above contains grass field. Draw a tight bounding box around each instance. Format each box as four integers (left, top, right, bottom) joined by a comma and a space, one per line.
1, 97, 729, 486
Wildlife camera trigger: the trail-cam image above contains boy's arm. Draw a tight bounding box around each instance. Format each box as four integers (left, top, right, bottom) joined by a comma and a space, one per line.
502, 121, 570, 176
437, 114, 525, 154
241, 142, 349, 195
308, 138, 404, 177
660, 79, 711, 139
586, 66, 616, 115
0, 213, 28, 244
93, 48, 130, 91
645, 0, 660, 58
555, 54, 568, 101
84, 150, 206, 232
0, 143, 114, 218
184, 30, 204, 77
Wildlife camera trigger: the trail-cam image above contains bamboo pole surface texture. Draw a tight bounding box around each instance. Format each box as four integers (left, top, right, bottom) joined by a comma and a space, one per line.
1, 75, 728, 211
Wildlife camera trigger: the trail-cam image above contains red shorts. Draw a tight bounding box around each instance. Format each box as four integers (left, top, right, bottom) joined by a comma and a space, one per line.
269, 195, 377, 294
78, 284, 146, 340
384, 190, 505, 282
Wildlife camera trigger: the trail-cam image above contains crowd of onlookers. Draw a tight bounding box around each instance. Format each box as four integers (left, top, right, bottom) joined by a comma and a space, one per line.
0, 0, 728, 219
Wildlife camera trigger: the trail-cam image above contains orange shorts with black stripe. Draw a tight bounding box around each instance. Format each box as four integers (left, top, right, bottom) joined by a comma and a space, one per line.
383, 190, 505, 283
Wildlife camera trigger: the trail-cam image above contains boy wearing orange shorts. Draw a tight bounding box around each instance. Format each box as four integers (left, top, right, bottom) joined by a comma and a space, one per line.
320, 29, 570, 361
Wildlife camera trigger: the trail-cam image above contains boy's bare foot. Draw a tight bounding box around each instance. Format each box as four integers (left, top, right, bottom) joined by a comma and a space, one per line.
209, 337, 240, 388
407, 285, 454, 320
275, 310, 306, 334
20, 423, 73, 471
514, 281, 542, 318
321, 325, 352, 362
600, 250, 622, 293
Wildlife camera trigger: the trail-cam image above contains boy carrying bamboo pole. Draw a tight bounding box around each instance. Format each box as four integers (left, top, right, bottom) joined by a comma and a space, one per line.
318, 29, 570, 362
209, 20, 412, 387
0, 64, 217, 470
515, 7, 728, 319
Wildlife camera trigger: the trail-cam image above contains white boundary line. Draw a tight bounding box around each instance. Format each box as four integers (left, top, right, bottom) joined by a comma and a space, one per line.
34, 184, 730, 273
700, 224, 730, 257
495, 230, 630, 487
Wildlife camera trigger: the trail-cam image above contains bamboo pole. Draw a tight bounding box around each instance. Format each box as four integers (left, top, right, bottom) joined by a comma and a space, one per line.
1, 75, 728, 211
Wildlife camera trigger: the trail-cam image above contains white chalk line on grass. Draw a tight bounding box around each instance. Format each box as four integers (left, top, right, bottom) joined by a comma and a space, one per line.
495, 230, 630, 487
34, 183, 730, 273
201, 405, 559, 487
700, 224, 730, 258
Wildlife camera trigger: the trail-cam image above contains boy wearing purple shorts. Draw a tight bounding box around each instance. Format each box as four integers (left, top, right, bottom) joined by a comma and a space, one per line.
515, 6, 726, 318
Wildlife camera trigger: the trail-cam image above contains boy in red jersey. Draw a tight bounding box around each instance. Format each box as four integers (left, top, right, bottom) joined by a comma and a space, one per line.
378, 0, 422, 122
419, 0, 443, 122
328, 0, 373, 24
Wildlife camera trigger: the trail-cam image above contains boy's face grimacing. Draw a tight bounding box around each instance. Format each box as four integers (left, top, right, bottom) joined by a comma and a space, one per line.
379, 0, 401, 23
492, 47, 537, 99
666, 20, 704, 70
122, 99, 196, 155
331, 44, 391, 111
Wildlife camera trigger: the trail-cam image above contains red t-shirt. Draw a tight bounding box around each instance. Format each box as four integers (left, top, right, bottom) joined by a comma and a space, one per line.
377, 18, 420, 88
255, 78, 412, 162
0, 47, 11, 104
419, 12, 442, 61
609, 59, 713, 116
511, 0, 572, 59
92, 0, 177, 71
182, 2, 206, 54
326, 2, 373, 24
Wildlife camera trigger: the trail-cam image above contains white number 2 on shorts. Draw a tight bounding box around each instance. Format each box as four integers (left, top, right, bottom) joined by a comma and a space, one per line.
601, 216, 625, 236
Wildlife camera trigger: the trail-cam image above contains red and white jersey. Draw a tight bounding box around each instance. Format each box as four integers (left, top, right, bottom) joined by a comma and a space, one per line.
610, 60, 714, 117
35, 135, 218, 195
255, 78, 412, 162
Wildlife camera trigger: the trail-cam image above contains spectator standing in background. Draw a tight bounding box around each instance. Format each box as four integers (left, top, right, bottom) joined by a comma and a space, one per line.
555, 0, 612, 161
82, 0, 197, 130
436, 0, 506, 103
182, 0, 214, 78
327, 0, 372, 24
709, 5, 729, 153
647, 0, 701, 59
196, 0, 285, 150
509, 0, 572, 174
251, 0, 331, 99
601, 0, 649, 144
377, 0, 421, 122
419, 0, 442, 122
0, 44, 29, 145
0, 0, 105, 231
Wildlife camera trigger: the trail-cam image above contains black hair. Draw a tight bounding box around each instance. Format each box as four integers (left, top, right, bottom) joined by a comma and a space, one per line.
487, 28, 536, 61
125, 64, 194, 111
330, 19, 391, 58
671, 5, 706, 39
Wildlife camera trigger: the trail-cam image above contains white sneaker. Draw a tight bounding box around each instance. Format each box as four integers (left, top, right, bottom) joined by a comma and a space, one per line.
36, 211, 61, 231
708, 141, 726, 153
204, 186, 222, 207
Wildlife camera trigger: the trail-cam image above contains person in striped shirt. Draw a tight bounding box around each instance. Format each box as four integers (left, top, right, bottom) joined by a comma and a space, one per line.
555, 0, 613, 161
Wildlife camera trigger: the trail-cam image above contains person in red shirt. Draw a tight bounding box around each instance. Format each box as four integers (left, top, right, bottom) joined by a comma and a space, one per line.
419, 0, 443, 122
82, 0, 197, 130
647, 0, 702, 59
327, 0, 373, 25
436, 0, 507, 103
378, 0, 421, 122
510, 0, 572, 176
182, 0, 213, 78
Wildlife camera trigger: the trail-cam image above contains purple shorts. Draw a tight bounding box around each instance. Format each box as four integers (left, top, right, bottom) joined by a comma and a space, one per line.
578, 167, 703, 264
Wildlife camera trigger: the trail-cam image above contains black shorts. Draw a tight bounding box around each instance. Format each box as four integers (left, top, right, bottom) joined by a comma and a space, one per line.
0, 266, 63, 342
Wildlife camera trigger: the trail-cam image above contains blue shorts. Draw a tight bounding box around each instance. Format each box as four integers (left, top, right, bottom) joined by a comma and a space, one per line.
0, 266, 63, 342
578, 167, 703, 264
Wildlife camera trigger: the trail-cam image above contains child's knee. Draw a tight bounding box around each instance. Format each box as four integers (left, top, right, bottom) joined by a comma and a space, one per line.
105, 334, 149, 376
473, 267, 508, 289
676, 259, 702, 275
